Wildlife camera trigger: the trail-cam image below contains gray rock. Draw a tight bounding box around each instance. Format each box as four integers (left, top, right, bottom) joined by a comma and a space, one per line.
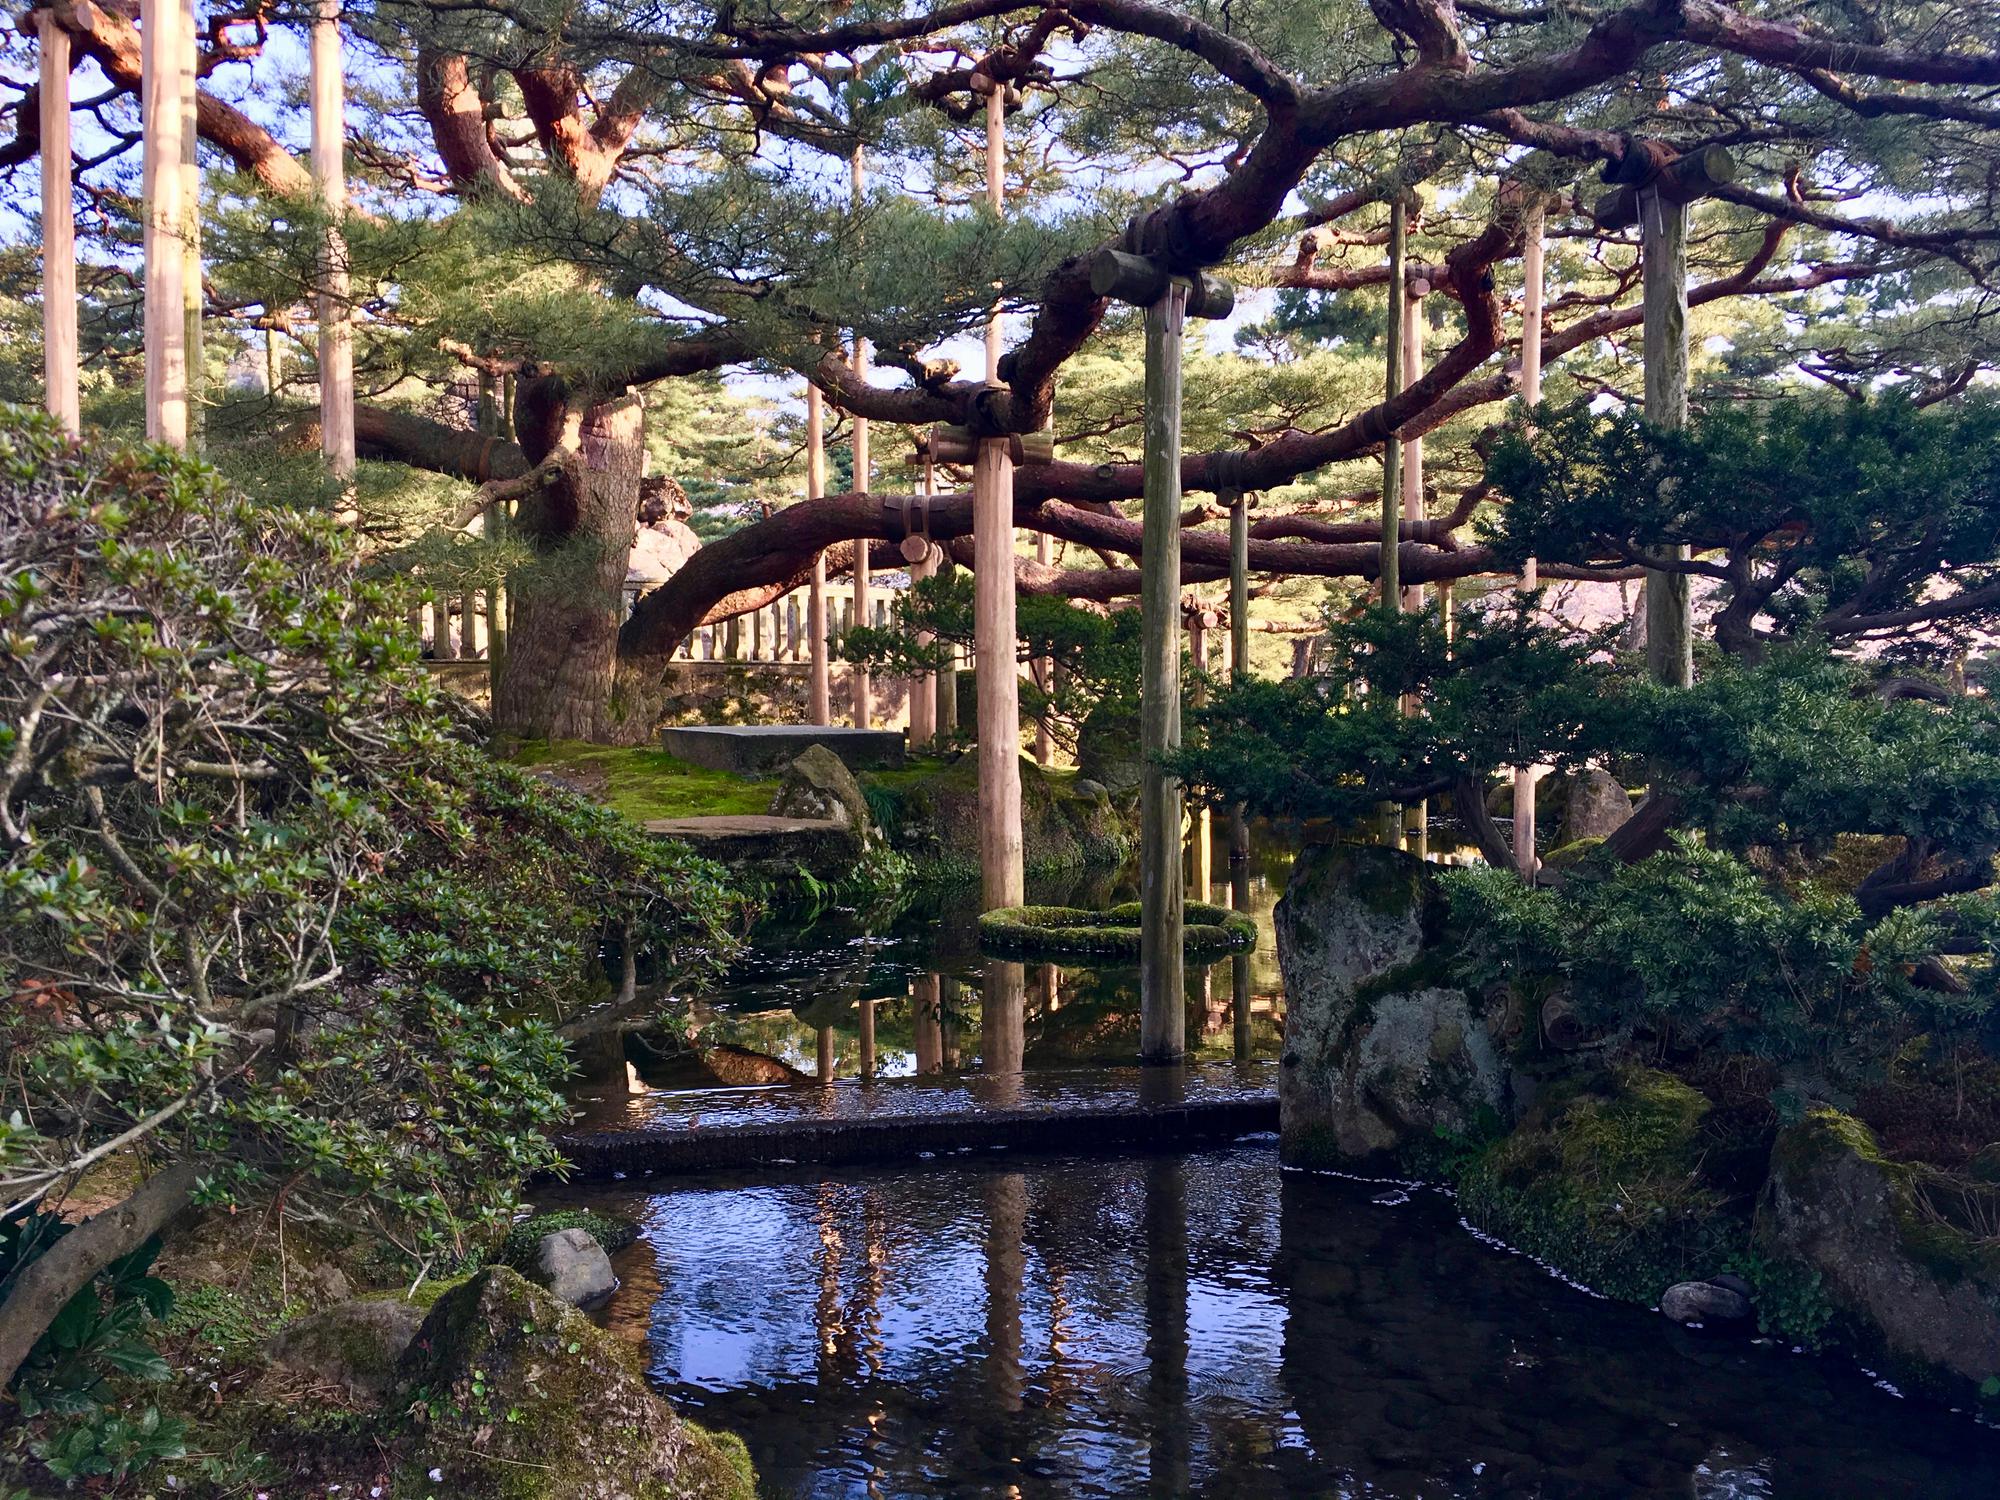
263, 1297, 423, 1400
531, 1226, 617, 1306
768, 744, 874, 842
1072, 778, 1110, 802
1275, 843, 1513, 1168
1558, 767, 1633, 843
1760, 1110, 2000, 1393
1661, 1280, 1753, 1325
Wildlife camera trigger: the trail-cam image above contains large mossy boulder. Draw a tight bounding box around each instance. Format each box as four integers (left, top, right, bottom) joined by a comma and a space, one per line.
1759, 1110, 2000, 1397
263, 1297, 424, 1402
1457, 1066, 1736, 1304
397, 1268, 753, 1500
1075, 699, 1144, 798
1275, 843, 1512, 1170
769, 744, 874, 842
876, 755, 1130, 879
1557, 767, 1633, 843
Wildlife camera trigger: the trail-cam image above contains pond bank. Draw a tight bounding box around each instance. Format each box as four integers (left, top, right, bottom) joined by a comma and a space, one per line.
547, 1145, 2000, 1498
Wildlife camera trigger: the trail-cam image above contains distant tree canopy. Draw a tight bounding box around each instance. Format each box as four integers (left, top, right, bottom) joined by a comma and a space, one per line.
4, 0, 2000, 737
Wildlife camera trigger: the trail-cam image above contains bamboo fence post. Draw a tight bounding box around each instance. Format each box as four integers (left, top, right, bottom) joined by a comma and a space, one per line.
141, 0, 186, 447
310, 0, 354, 491
38, 12, 77, 435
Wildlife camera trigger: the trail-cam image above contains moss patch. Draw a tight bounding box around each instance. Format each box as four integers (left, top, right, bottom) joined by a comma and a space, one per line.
978, 901, 1256, 960
512, 740, 777, 820
1456, 1065, 1741, 1304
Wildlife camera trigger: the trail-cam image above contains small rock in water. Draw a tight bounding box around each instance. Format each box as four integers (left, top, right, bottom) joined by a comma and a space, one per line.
531, 1227, 617, 1307
1661, 1279, 1753, 1326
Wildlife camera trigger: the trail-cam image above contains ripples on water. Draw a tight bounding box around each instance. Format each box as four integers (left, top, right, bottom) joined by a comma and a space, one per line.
573, 1146, 2000, 1499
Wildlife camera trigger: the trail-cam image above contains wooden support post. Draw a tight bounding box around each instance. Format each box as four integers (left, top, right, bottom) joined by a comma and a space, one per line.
1376, 198, 1405, 608
909, 455, 940, 748
39, 14, 77, 435
1138, 282, 1189, 1062
1187, 605, 1211, 901
1376, 198, 1407, 849
1641, 186, 1692, 688
939, 559, 960, 738
975, 436, 1024, 909
724, 613, 740, 660
806, 385, 831, 725
1227, 489, 1251, 871
1593, 145, 1734, 688
1401, 272, 1429, 858
859, 1000, 876, 1082
849, 149, 872, 729
141, 0, 186, 447
1087, 241, 1234, 1064
310, 0, 354, 488
180, 0, 200, 447
1399, 279, 1427, 613
751, 602, 764, 660
983, 82, 1006, 378
1514, 205, 1546, 879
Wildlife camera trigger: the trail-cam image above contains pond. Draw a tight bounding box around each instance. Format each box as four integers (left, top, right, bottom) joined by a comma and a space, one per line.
569, 829, 1300, 1120
566, 1145, 2000, 1499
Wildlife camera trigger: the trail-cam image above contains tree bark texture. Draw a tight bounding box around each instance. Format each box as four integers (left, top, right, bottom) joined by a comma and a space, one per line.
493, 394, 647, 742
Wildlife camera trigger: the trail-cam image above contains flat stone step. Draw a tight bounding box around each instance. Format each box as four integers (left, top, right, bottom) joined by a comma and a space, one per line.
554, 1064, 1278, 1177
659, 723, 906, 775
642, 814, 857, 865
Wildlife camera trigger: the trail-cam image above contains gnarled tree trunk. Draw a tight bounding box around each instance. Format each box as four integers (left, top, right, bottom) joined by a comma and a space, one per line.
492, 392, 645, 743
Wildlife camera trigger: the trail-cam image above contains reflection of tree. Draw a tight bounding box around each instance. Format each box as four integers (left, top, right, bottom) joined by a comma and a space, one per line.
1145, 1159, 1190, 1496
984, 1171, 1027, 1415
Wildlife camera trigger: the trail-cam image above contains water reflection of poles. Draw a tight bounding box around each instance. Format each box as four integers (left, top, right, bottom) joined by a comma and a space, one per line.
983, 1171, 1027, 1414
983, 960, 1026, 1105
1230, 863, 1254, 1063
815, 1184, 846, 1373
940, 975, 964, 1070
912, 973, 943, 1074
1143, 1157, 1190, 1494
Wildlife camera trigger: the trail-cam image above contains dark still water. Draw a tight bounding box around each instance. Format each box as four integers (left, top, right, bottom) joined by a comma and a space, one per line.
575, 1146, 2000, 1499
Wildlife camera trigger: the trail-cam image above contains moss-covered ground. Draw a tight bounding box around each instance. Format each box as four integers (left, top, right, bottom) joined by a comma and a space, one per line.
512, 740, 778, 820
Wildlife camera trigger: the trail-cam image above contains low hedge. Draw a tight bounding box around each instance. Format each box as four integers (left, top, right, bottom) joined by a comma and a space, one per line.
977, 901, 1257, 960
